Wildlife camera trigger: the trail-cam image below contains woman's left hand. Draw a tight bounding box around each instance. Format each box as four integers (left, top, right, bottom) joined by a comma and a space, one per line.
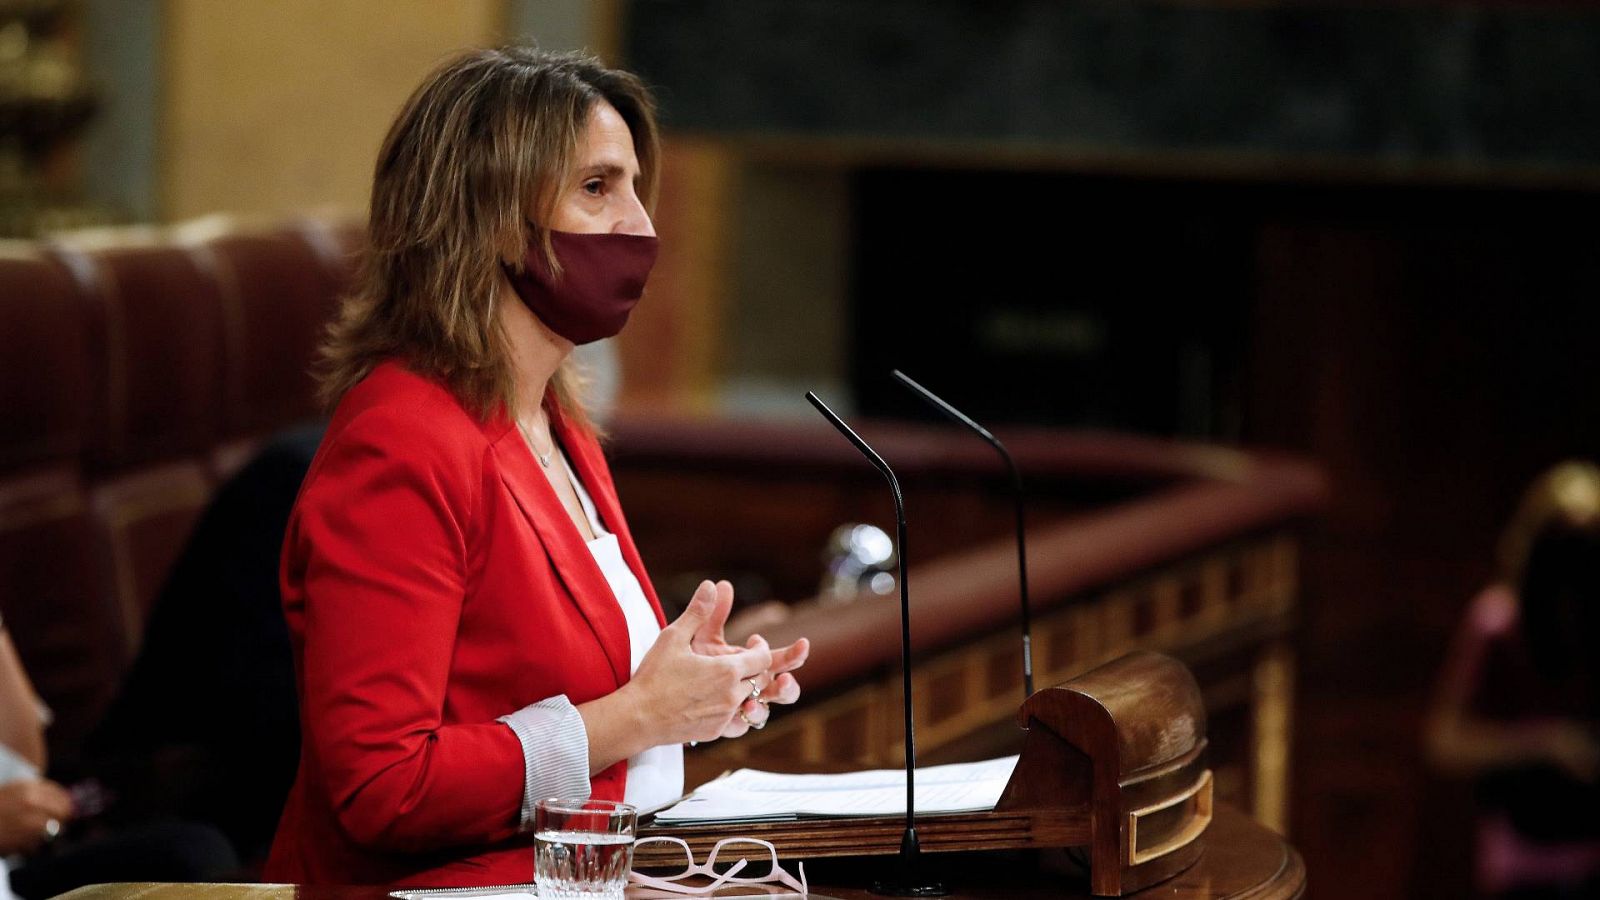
723, 634, 807, 736
685, 580, 810, 739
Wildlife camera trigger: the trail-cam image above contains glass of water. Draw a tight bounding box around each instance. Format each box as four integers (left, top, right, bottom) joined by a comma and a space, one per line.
534, 798, 637, 900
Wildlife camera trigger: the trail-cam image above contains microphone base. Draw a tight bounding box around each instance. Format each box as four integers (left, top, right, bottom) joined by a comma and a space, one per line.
870, 828, 949, 896
869, 880, 949, 897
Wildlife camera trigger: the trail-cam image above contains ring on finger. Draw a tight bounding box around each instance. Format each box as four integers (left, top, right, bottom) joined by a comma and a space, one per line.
744, 676, 763, 703
737, 708, 766, 731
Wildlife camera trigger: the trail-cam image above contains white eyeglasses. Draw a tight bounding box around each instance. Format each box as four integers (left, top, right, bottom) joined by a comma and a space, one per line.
629, 837, 808, 896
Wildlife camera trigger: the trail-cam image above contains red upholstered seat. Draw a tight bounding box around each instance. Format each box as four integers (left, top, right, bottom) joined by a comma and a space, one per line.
0, 245, 90, 474
88, 461, 214, 652
297, 215, 365, 296
1, 220, 348, 767
0, 246, 127, 758
51, 234, 227, 474
43, 233, 227, 668
0, 468, 125, 760
187, 225, 339, 441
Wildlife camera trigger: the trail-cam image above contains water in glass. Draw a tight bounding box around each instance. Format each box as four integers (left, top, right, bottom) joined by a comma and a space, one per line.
535, 829, 634, 899
533, 796, 636, 900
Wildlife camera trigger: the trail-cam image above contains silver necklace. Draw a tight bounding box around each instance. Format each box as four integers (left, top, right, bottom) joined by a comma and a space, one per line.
518, 417, 555, 469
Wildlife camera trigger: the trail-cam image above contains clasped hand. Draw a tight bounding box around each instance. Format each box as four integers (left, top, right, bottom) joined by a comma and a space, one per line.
0, 778, 73, 855
630, 580, 808, 745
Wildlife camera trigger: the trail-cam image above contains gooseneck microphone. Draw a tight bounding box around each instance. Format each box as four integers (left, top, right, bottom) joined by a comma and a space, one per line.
805, 391, 947, 897
890, 370, 1034, 701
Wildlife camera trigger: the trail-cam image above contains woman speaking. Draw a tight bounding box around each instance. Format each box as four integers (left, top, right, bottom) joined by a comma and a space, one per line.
263, 47, 809, 886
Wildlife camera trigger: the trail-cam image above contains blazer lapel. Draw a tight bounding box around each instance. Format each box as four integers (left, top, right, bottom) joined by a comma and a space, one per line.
550, 405, 668, 629
491, 414, 632, 687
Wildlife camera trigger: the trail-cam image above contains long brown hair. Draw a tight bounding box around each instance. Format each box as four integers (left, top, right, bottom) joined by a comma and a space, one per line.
317, 46, 660, 427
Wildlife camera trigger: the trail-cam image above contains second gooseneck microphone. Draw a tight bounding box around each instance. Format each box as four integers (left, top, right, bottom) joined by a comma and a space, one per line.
891, 370, 1035, 701
805, 391, 946, 897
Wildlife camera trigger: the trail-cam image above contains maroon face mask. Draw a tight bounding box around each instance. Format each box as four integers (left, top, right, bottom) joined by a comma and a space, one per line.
502, 229, 659, 345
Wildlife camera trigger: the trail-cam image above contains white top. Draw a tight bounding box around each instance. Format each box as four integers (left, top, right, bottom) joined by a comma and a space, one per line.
561, 449, 685, 812
0, 741, 35, 898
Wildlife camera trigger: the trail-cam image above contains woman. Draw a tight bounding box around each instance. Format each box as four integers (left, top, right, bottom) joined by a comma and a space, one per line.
1426, 461, 1600, 896
263, 47, 809, 887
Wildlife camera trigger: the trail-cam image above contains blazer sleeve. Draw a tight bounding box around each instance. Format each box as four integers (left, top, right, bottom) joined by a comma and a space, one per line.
290, 406, 527, 852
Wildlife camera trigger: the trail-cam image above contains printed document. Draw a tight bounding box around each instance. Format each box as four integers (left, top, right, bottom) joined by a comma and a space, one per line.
651, 755, 1018, 825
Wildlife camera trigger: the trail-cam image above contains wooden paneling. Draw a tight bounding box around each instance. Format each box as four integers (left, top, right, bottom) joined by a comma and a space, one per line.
160, 0, 502, 220
689, 533, 1302, 827
615, 138, 737, 412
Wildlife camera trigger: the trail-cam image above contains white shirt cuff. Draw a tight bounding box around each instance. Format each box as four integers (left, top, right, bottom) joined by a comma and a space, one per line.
497, 695, 591, 828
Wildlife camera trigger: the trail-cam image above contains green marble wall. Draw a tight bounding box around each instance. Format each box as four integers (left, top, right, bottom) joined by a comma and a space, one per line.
625, 1, 1600, 172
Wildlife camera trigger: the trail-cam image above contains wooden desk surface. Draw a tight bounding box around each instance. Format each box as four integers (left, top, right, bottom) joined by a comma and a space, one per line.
54, 805, 1302, 900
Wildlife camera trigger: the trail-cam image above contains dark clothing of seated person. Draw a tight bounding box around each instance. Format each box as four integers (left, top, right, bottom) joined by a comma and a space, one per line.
83, 424, 326, 868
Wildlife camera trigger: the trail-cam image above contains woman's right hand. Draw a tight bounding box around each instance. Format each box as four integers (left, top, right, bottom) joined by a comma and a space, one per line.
0, 777, 73, 855
627, 585, 774, 746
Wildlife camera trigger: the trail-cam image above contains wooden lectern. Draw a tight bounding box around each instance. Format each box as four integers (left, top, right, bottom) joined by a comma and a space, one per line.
638, 651, 1218, 897
45, 654, 1299, 900
996, 650, 1211, 895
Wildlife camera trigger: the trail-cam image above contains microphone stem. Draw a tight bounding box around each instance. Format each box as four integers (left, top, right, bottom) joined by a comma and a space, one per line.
807, 391, 944, 896
895, 495, 916, 831
803, 393, 918, 834
1006, 454, 1034, 699
891, 370, 1035, 701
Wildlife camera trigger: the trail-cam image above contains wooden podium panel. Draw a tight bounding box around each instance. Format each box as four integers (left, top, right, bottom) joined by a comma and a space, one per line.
799, 804, 1304, 900
640, 652, 1219, 896
637, 808, 1089, 863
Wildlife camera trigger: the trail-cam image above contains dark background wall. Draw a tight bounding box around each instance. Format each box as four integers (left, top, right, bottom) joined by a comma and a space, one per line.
627, 0, 1600, 170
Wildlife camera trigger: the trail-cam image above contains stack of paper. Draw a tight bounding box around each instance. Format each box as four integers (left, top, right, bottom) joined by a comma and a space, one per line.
389, 887, 535, 900
651, 756, 1019, 825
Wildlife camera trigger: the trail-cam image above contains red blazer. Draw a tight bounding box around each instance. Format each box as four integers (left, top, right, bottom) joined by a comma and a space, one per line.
263, 360, 666, 886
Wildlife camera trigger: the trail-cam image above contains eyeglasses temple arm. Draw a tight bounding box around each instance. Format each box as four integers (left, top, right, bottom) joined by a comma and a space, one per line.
627, 858, 750, 895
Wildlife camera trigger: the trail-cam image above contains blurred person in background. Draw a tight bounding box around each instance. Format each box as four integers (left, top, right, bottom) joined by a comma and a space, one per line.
0, 622, 235, 898
262, 46, 809, 887
0, 625, 71, 899
1427, 461, 1600, 898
